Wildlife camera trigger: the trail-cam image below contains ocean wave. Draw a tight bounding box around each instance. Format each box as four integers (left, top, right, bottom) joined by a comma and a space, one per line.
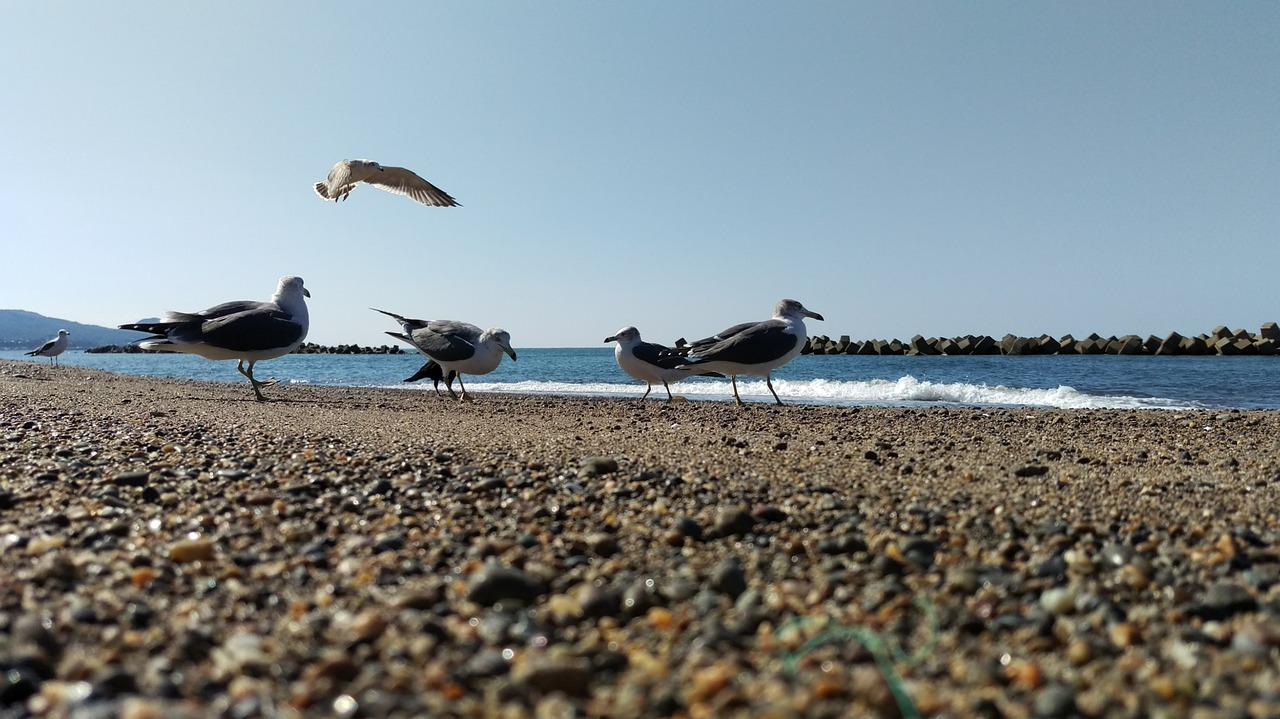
393, 375, 1203, 410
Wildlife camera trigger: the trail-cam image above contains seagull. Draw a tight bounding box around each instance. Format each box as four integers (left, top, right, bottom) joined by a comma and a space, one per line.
604, 326, 723, 401
402, 359, 458, 396
373, 308, 516, 401
119, 276, 311, 402
26, 329, 70, 366
669, 299, 824, 406
314, 159, 460, 207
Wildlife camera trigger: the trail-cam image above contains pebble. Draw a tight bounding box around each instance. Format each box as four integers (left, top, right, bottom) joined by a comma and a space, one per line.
467, 563, 545, 606
168, 536, 216, 563
712, 505, 756, 537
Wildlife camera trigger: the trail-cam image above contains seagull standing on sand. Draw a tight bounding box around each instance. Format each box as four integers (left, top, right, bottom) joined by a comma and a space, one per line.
604, 326, 723, 401
26, 329, 70, 366
314, 159, 460, 207
670, 299, 824, 406
119, 276, 311, 402
373, 309, 516, 401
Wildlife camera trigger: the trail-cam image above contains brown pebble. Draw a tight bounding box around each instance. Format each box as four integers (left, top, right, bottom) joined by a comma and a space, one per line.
169, 537, 216, 563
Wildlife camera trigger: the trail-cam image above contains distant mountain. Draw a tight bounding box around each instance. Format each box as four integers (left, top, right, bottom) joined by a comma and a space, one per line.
0, 310, 146, 350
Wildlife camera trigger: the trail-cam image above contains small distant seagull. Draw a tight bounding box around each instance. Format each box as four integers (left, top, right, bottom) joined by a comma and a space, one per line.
373, 308, 516, 401
119, 276, 311, 402
604, 326, 723, 401
314, 159, 460, 207
26, 329, 70, 366
669, 299, 824, 406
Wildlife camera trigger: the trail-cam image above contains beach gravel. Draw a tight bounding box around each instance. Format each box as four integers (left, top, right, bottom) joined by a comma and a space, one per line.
3, 360, 1280, 718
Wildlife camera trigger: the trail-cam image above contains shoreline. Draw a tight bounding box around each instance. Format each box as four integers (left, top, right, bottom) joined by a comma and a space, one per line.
3, 361, 1280, 717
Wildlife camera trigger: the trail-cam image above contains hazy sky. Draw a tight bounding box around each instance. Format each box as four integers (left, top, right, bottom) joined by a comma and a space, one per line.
4, 3, 1277, 347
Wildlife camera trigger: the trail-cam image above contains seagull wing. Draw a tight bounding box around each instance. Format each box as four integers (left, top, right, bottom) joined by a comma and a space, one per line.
403, 323, 481, 363
689, 320, 797, 365
633, 341, 695, 370
27, 339, 56, 355
193, 308, 304, 352
365, 166, 460, 207
197, 300, 276, 320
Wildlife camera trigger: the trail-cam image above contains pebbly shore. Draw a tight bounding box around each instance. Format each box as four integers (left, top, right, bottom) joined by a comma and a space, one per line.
2, 360, 1279, 718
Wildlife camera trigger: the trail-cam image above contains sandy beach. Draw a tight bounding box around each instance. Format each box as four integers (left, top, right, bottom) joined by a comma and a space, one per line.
2, 360, 1279, 718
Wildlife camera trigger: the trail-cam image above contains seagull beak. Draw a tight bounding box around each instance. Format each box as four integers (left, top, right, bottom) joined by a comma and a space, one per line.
806, 310, 824, 321
604, 335, 617, 343
504, 346, 518, 361
303, 288, 312, 298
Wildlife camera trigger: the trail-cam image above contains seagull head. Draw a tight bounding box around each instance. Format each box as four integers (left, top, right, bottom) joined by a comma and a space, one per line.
58, 329, 70, 337
775, 299, 823, 322
276, 276, 311, 299
482, 328, 518, 361
353, 159, 384, 173
604, 326, 641, 345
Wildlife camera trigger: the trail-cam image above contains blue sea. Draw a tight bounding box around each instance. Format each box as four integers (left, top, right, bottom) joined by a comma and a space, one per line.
5, 349, 1279, 410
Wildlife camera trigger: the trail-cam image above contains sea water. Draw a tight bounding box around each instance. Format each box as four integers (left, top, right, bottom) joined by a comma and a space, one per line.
5, 349, 1278, 410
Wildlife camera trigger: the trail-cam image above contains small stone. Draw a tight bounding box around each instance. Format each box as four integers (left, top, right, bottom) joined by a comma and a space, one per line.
112, 471, 150, 488
673, 516, 703, 541
1033, 683, 1078, 718
585, 533, 619, 557
751, 505, 787, 523
818, 534, 867, 556
1014, 465, 1050, 478
579, 457, 618, 477
169, 537, 216, 563
1191, 582, 1257, 620
709, 558, 747, 599
902, 538, 938, 567
467, 563, 545, 606
713, 506, 756, 537
1040, 586, 1077, 616
515, 654, 591, 697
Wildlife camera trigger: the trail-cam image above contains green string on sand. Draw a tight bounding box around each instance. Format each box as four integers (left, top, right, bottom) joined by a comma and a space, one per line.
778, 596, 939, 719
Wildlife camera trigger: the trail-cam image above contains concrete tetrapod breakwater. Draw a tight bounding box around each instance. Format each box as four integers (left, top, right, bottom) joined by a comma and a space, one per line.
804, 323, 1280, 356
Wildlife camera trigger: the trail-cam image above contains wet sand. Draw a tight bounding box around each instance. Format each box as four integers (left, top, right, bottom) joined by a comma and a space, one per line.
2, 360, 1279, 718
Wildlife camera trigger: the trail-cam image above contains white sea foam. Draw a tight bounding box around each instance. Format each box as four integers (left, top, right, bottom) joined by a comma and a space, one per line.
428, 375, 1202, 409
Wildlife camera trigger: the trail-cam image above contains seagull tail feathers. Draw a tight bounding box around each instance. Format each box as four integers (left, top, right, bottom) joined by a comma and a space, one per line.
404, 361, 445, 384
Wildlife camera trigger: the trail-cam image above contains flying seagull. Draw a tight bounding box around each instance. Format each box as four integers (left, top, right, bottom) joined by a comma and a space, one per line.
669, 299, 823, 406
314, 159, 460, 207
604, 326, 723, 401
373, 308, 516, 401
119, 276, 311, 402
26, 329, 70, 366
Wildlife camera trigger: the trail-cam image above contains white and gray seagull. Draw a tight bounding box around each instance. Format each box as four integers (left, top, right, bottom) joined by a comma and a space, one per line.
314, 159, 460, 207
119, 276, 311, 402
604, 326, 723, 401
373, 309, 516, 401
669, 299, 824, 406
26, 329, 70, 366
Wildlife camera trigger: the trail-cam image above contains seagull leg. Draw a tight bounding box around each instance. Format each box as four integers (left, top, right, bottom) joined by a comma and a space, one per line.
456, 375, 472, 402
662, 381, 674, 402
766, 375, 784, 406
641, 383, 652, 401
236, 360, 271, 402
730, 375, 744, 406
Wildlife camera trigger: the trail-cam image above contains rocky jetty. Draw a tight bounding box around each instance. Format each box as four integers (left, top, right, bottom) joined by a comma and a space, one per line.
806, 322, 1280, 357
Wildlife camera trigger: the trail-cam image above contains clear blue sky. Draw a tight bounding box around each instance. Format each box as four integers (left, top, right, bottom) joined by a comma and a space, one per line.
4, 3, 1277, 347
